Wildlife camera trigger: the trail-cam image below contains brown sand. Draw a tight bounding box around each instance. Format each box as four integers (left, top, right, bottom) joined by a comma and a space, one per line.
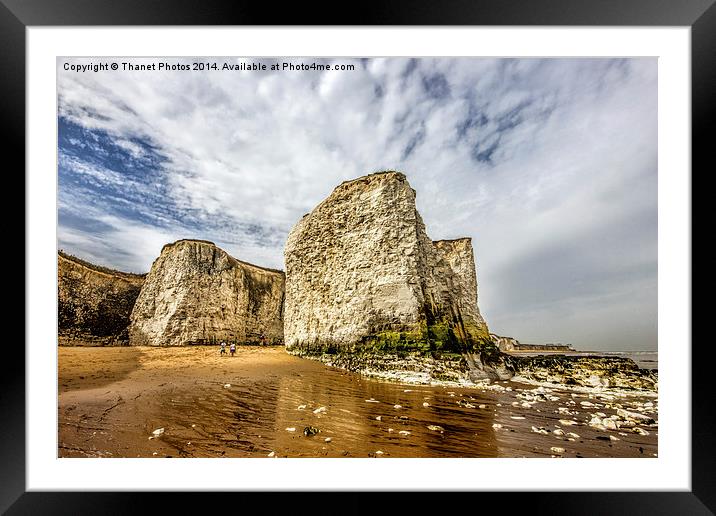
58, 346, 657, 458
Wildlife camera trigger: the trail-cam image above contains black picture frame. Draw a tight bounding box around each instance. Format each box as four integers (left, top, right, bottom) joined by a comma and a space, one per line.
5, 0, 710, 513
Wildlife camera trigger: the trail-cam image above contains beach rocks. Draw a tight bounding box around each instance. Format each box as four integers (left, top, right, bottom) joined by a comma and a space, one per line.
559, 419, 579, 426
617, 409, 655, 424
511, 354, 657, 391
129, 240, 284, 346
303, 426, 320, 437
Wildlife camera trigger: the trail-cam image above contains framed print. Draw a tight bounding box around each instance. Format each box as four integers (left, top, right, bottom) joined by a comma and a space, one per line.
6, 0, 712, 513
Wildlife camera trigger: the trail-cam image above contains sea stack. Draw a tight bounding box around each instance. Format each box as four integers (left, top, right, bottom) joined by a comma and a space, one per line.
129, 239, 284, 346
58, 251, 146, 345
283, 171, 491, 355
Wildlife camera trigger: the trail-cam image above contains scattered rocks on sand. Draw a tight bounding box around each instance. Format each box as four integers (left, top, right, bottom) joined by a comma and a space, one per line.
303, 426, 320, 436
286, 427, 296, 432
427, 425, 444, 432
313, 406, 327, 414
152, 428, 165, 436
550, 447, 565, 454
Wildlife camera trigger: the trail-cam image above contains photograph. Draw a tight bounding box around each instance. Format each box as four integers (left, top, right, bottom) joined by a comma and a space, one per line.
56, 56, 660, 460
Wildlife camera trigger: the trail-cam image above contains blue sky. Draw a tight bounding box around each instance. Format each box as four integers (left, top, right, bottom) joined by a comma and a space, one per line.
57, 57, 657, 351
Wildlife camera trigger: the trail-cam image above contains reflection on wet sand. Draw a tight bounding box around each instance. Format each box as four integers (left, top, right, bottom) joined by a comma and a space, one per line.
58, 346, 656, 458
270, 372, 498, 457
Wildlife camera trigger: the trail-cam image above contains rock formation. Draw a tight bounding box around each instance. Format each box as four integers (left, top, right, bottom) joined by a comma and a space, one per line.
510, 354, 658, 390
432, 238, 487, 332
283, 171, 491, 355
129, 239, 284, 346
58, 251, 145, 345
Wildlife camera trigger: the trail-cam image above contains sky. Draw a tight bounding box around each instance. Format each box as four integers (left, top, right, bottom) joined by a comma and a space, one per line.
57, 57, 657, 351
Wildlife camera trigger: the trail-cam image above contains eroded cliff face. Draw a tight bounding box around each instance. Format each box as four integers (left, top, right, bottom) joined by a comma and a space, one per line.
283, 171, 491, 355
432, 238, 488, 335
58, 252, 145, 345
129, 240, 284, 346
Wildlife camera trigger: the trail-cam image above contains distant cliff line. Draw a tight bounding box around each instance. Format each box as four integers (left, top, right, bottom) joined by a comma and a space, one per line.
58, 250, 147, 280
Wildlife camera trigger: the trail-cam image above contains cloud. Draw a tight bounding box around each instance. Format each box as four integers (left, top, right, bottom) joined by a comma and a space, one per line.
57, 57, 657, 350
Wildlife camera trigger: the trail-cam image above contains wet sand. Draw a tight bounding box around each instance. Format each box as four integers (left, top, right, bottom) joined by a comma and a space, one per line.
58, 346, 657, 458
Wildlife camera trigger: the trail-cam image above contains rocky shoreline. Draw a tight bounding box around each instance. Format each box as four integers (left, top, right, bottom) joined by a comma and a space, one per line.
289, 348, 658, 393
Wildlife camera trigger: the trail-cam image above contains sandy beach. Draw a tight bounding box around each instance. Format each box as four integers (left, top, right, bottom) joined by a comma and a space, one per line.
58, 346, 657, 458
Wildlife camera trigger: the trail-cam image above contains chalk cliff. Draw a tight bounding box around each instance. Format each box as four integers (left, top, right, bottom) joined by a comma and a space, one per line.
129, 239, 284, 346
283, 171, 491, 355
58, 251, 145, 345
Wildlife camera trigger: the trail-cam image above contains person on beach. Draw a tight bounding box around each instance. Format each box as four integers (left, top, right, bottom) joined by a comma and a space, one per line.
229, 343, 236, 356
220, 341, 226, 356
260, 334, 267, 346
